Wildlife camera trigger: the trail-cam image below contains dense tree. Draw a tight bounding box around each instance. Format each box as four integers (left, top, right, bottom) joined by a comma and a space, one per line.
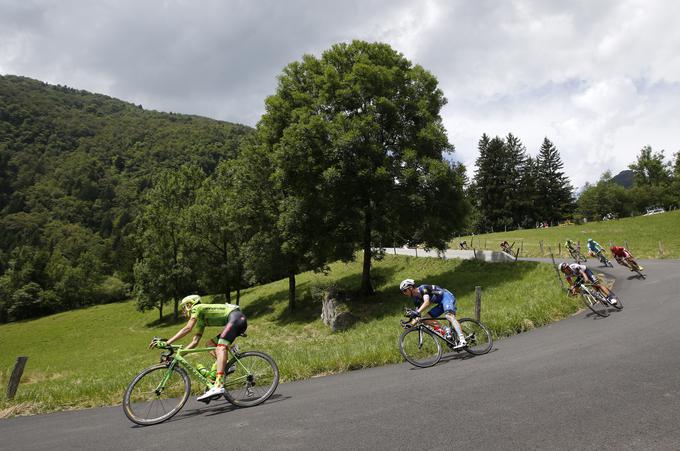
133, 165, 203, 320
629, 146, 672, 187
576, 171, 633, 221
259, 41, 468, 297
535, 138, 574, 224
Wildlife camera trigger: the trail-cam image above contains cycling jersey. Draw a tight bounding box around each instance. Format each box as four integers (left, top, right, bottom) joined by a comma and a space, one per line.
611, 247, 631, 258
414, 285, 457, 315
190, 303, 240, 334
587, 241, 604, 253
563, 263, 596, 285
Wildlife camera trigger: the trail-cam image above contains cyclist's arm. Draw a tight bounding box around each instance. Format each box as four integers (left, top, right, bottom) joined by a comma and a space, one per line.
411, 295, 432, 325
166, 317, 198, 345
184, 331, 203, 349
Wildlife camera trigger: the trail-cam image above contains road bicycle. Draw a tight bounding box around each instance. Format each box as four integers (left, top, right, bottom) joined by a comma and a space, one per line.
574, 282, 622, 318
122, 335, 279, 426
568, 246, 588, 263
398, 310, 493, 368
622, 258, 646, 279
592, 250, 613, 268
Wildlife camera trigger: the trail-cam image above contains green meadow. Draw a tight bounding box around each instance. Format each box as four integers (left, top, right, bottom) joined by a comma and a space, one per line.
0, 255, 579, 417
451, 210, 680, 259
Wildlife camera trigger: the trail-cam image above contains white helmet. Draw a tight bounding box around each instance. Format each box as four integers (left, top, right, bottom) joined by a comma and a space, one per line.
180, 294, 201, 310
399, 279, 415, 291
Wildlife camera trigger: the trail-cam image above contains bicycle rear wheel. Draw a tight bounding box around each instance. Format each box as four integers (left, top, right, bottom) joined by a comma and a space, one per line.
123, 363, 190, 426
399, 326, 442, 368
458, 318, 494, 355
223, 351, 279, 407
581, 292, 609, 317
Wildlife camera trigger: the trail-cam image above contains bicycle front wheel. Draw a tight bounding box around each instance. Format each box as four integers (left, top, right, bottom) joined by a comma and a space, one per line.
458, 318, 494, 355
399, 326, 442, 368
581, 292, 609, 317
123, 363, 191, 426
223, 351, 279, 407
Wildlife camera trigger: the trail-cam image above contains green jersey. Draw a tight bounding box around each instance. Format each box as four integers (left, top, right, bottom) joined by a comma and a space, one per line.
190, 303, 239, 334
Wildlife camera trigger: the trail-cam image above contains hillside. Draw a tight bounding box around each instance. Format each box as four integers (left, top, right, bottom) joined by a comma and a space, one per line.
0, 75, 253, 321
451, 210, 680, 259
0, 255, 578, 416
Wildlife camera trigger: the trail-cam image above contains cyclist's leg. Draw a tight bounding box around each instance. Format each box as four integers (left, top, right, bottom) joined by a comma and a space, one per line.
442, 292, 464, 345
214, 311, 248, 387
425, 304, 445, 333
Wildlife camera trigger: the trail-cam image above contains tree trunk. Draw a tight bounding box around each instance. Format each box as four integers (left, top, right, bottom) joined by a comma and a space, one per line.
361, 209, 374, 296
288, 270, 296, 312
158, 301, 163, 322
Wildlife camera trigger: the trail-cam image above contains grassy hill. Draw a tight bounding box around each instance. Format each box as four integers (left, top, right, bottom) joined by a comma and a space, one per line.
451, 210, 680, 259
0, 255, 580, 417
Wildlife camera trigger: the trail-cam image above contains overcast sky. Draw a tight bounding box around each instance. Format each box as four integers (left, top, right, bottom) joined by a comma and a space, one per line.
2, 0, 679, 188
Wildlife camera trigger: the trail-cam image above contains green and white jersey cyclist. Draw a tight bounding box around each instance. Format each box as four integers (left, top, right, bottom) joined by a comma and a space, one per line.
150, 294, 248, 402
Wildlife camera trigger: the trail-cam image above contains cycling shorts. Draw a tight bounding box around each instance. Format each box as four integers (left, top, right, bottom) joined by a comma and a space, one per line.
212, 310, 247, 346
427, 291, 457, 317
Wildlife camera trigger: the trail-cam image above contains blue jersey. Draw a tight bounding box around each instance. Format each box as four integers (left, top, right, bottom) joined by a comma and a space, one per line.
587, 241, 603, 253
413, 284, 458, 315
416, 285, 448, 304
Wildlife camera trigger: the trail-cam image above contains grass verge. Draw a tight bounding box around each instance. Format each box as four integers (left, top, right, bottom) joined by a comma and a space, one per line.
0, 255, 580, 417
449, 210, 680, 259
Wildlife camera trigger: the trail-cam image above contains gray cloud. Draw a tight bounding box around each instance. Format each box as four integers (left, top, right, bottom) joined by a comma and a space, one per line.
1, 0, 679, 186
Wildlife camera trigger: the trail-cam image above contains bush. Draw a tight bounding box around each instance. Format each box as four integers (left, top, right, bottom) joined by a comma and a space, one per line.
94, 276, 130, 303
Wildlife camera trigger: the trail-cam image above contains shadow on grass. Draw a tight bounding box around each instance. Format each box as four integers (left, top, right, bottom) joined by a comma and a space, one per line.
241, 257, 544, 328
145, 313, 186, 328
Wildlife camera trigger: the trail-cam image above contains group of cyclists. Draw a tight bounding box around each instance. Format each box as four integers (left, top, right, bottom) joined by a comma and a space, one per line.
153, 236, 646, 404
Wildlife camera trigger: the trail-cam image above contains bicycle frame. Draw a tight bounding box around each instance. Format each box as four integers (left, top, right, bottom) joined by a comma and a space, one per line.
158, 345, 247, 390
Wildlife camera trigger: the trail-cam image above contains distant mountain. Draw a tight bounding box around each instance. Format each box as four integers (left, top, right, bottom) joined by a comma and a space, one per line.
611, 170, 634, 188
0, 75, 254, 321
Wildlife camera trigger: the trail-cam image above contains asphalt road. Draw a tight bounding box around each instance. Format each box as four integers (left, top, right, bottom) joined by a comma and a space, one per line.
2, 259, 679, 450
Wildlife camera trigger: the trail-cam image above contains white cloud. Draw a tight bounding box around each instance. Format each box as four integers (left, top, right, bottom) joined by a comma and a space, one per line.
1, 0, 679, 188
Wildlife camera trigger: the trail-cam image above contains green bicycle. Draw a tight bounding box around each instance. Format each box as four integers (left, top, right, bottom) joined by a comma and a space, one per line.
122, 335, 279, 426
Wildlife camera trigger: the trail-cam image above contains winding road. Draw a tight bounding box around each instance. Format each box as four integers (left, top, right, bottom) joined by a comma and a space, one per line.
2, 259, 679, 450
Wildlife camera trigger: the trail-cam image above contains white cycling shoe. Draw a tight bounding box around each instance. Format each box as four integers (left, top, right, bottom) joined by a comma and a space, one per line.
197, 385, 225, 402
609, 298, 618, 305
453, 339, 467, 350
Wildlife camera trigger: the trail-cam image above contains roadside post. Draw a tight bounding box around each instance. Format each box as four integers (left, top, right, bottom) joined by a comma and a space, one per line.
475, 286, 482, 321
7, 356, 28, 400
549, 248, 566, 291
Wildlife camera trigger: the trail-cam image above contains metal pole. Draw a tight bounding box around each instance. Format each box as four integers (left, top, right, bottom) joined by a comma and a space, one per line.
475, 286, 482, 321
7, 356, 28, 400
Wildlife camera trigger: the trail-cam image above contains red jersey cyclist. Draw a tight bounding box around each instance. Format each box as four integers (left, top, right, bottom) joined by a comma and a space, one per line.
610, 246, 644, 271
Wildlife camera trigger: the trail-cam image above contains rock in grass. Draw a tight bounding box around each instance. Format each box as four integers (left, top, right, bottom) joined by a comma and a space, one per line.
320, 289, 355, 332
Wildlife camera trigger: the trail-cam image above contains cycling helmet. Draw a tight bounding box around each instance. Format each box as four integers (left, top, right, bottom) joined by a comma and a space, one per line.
179, 294, 201, 311
399, 279, 415, 292
587, 238, 593, 243
559, 262, 569, 271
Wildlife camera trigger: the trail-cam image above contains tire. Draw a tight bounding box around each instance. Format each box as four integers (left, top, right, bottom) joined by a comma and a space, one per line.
123, 363, 191, 426
604, 290, 623, 310
581, 290, 609, 317
399, 326, 442, 368
458, 318, 494, 355
223, 351, 279, 407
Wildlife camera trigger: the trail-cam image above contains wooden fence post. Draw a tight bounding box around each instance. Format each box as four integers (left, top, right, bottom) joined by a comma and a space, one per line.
558, 242, 561, 256
475, 286, 482, 321
7, 356, 28, 400
659, 241, 664, 257
549, 250, 566, 290
520, 240, 524, 257
539, 240, 544, 255
484, 239, 487, 250
415, 247, 418, 257
625, 240, 629, 250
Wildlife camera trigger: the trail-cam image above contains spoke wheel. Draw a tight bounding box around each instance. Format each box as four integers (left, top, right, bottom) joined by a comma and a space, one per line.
399, 326, 442, 368
223, 351, 279, 407
458, 318, 494, 355
581, 291, 609, 317
123, 363, 190, 426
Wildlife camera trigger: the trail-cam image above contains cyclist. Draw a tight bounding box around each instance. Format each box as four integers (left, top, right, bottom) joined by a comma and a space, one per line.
399, 279, 467, 349
565, 239, 577, 253
149, 294, 247, 402
500, 240, 511, 253
586, 238, 605, 257
459, 240, 469, 250
558, 262, 618, 305
610, 246, 644, 271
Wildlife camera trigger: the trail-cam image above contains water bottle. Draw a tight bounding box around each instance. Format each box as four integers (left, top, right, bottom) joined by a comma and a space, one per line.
443, 327, 452, 340
196, 363, 210, 378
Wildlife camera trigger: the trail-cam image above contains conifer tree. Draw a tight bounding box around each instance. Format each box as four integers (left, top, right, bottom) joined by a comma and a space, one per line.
535, 138, 574, 224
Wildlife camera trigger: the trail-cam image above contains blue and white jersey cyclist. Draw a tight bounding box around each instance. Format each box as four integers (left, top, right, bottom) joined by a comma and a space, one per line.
400, 279, 467, 349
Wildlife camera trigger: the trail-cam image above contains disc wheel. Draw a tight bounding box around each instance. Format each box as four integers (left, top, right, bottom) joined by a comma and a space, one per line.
581, 291, 610, 317
223, 351, 279, 407
458, 318, 494, 355
123, 363, 190, 426
399, 326, 442, 368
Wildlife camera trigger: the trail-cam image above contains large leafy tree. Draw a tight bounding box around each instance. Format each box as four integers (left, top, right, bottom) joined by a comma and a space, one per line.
259, 40, 467, 297
629, 146, 672, 187
134, 165, 202, 320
